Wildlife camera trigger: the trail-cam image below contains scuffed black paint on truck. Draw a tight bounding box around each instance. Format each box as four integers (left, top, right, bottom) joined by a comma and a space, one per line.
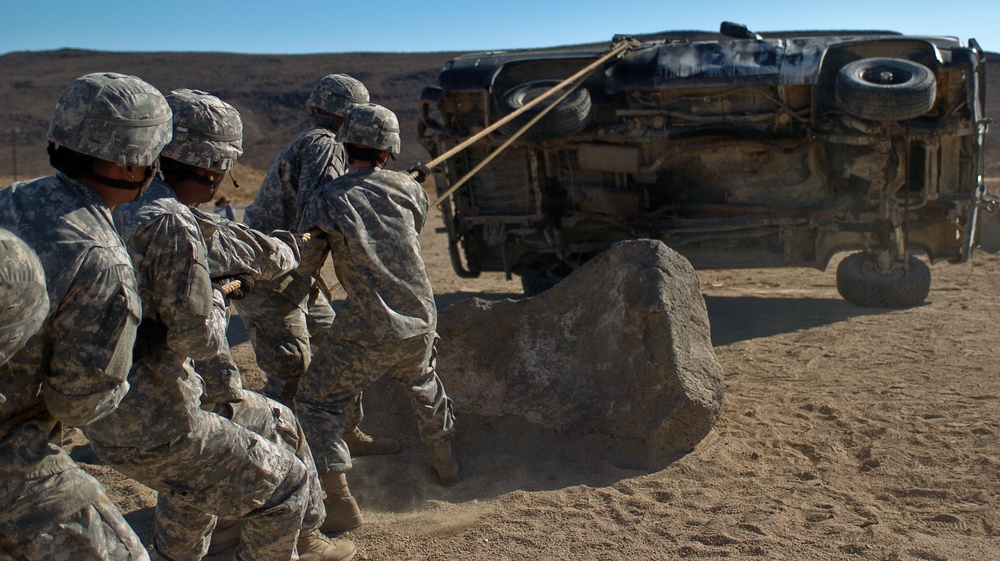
418, 23, 989, 307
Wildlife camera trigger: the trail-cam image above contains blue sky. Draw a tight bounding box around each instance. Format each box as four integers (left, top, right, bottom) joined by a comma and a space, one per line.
1, 0, 997, 55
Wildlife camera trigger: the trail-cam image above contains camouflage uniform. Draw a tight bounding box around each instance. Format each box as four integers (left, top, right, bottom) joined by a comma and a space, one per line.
83, 180, 312, 561
295, 164, 456, 475
193, 207, 328, 543
194, 208, 301, 405
0, 176, 151, 561
237, 125, 342, 403
237, 75, 368, 408
0, 72, 170, 561
103, 88, 352, 561
0, 228, 48, 367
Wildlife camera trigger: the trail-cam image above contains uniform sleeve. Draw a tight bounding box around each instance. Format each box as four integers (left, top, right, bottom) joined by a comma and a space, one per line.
414, 178, 430, 232
135, 215, 216, 362
197, 208, 300, 281
294, 187, 342, 278
195, 287, 244, 405
243, 155, 298, 233
291, 137, 341, 233
45, 258, 140, 426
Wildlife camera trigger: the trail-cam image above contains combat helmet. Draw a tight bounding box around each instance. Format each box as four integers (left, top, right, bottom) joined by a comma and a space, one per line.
339, 103, 401, 155
0, 228, 49, 365
47, 72, 172, 167
161, 89, 243, 172
307, 74, 370, 119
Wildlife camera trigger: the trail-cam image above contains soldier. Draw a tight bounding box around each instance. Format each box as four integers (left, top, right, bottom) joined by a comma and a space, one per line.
238, 74, 399, 466
82, 89, 353, 561
163, 88, 350, 558
294, 103, 460, 525
0, 72, 168, 560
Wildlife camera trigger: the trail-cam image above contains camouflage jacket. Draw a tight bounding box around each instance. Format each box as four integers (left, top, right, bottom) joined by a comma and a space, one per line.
85, 180, 218, 448
193, 206, 300, 281
0, 173, 140, 475
192, 207, 301, 403
298, 167, 436, 343
243, 125, 347, 235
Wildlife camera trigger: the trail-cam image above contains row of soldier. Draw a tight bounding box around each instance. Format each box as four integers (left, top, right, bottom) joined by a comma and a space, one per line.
0, 71, 458, 561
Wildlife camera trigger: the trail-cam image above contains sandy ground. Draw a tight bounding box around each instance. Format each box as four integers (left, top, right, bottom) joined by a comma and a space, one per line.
68, 202, 1000, 561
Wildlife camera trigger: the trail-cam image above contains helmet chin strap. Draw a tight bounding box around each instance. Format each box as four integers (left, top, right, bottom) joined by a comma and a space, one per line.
87, 161, 158, 201
86, 174, 149, 191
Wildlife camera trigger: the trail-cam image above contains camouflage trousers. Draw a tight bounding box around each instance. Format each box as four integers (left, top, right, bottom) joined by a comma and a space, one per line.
295, 331, 456, 474
90, 401, 311, 561
234, 276, 366, 428
152, 391, 327, 560
0, 464, 149, 561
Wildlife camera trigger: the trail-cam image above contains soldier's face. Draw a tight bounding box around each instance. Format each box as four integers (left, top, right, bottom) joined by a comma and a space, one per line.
86, 160, 155, 209
172, 166, 224, 207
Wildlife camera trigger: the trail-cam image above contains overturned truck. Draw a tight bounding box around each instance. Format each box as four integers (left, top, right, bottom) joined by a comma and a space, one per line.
418, 22, 990, 307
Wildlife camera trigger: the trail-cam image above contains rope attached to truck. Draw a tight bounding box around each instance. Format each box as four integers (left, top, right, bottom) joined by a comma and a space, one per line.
413, 37, 635, 208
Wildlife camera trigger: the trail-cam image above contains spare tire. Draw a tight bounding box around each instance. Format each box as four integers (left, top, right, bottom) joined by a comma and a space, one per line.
497, 80, 591, 142
834, 58, 936, 121
836, 252, 931, 308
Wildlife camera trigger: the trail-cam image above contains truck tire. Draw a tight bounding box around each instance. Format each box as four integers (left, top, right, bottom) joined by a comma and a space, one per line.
497, 80, 591, 142
836, 252, 931, 308
834, 58, 936, 121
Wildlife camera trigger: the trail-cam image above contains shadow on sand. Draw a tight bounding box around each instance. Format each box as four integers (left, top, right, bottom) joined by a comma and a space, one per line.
704, 294, 895, 346
220, 288, 898, 513
348, 290, 903, 510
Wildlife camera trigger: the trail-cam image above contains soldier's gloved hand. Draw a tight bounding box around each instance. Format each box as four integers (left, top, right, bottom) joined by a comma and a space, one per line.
133, 318, 168, 359
227, 273, 255, 300
408, 163, 431, 183
212, 273, 255, 301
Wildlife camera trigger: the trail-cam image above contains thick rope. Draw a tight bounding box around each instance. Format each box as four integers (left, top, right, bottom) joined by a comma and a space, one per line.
413, 38, 634, 205
431, 73, 589, 209
218, 279, 242, 296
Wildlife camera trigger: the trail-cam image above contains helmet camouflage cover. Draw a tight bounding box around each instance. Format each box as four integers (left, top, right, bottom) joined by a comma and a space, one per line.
161, 89, 243, 172
47, 72, 172, 166
0, 228, 49, 365
306, 74, 370, 118
339, 103, 401, 155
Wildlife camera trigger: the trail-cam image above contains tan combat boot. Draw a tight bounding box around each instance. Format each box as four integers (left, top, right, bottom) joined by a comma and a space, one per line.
297, 529, 357, 561
433, 440, 461, 486
343, 426, 402, 457
319, 472, 363, 534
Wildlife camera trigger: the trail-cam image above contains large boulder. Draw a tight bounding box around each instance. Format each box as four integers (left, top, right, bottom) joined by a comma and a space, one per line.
437, 239, 724, 468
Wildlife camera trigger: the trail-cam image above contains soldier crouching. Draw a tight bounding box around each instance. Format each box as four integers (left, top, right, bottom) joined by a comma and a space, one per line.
82, 89, 353, 561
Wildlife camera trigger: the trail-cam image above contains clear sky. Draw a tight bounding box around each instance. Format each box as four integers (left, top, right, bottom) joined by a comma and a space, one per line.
1, 0, 997, 56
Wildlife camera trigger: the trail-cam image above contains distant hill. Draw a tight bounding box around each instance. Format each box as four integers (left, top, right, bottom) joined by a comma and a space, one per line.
0, 49, 464, 181
0, 43, 996, 185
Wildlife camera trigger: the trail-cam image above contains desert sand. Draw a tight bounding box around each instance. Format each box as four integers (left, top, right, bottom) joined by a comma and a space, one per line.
68, 200, 999, 561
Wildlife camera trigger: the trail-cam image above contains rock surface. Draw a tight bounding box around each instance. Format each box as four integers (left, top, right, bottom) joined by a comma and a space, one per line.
437, 239, 724, 468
